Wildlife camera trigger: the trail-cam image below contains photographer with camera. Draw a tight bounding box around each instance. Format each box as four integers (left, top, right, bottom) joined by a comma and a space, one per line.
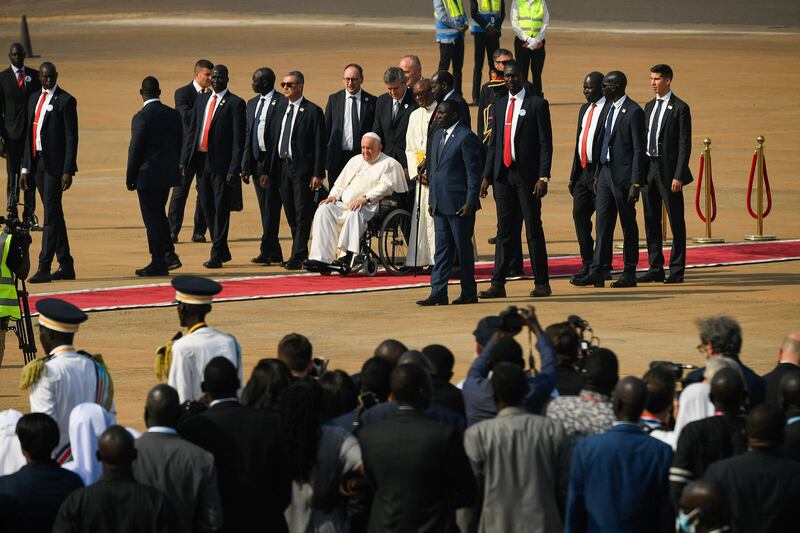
463, 306, 557, 426
0, 216, 32, 366
545, 321, 583, 396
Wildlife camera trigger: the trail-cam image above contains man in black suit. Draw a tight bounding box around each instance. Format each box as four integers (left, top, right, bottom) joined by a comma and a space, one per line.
479, 60, 553, 299
264, 70, 326, 270
372, 67, 417, 169
242, 67, 285, 265
359, 363, 476, 532
126, 77, 183, 277
568, 72, 612, 282
639, 64, 693, 284
22, 62, 78, 283
763, 332, 800, 406
0, 42, 40, 226
181, 64, 246, 269
572, 71, 646, 288
325, 63, 376, 189
431, 70, 471, 129
168, 59, 212, 244
179, 357, 291, 533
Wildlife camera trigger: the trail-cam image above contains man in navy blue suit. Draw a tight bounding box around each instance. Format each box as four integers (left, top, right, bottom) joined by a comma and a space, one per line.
565, 376, 673, 533
126, 76, 183, 276
417, 100, 482, 306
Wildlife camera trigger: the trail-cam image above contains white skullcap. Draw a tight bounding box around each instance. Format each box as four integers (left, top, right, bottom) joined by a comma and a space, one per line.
362, 132, 382, 143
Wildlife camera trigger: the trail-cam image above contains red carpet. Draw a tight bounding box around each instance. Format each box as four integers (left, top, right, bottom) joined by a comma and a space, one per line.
27, 240, 800, 314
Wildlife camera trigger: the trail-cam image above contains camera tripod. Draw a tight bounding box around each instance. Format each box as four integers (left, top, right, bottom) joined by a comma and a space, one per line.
8, 275, 37, 364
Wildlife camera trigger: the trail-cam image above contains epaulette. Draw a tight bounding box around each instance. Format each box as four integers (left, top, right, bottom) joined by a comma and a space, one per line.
19, 354, 53, 390
78, 350, 115, 412
155, 331, 183, 381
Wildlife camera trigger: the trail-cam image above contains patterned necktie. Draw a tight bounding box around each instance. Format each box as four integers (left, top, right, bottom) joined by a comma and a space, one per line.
392, 100, 399, 121
32, 90, 48, 156
437, 130, 448, 162
17, 70, 24, 91
503, 96, 515, 168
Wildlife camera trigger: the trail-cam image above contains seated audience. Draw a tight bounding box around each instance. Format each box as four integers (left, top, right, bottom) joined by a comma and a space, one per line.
241, 358, 293, 412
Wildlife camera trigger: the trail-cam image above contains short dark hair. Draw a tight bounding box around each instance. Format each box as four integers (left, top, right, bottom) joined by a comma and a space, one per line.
545, 322, 580, 365
747, 403, 784, 447
503, 59, 523, 73
278, 333, 313, 373
141, 76, 160, 94
422, 344, 455, 381
383, 67, 405, 85
359, 356, 393, 401
374, 339, 408, 367
320, 370, 358, 421
650, 64, 674, 80
194, 59, 214, 71
489, 336, 524, 368
344, 63, 364, 78
583, 348, 619, 395
202, 356, 240, 398
391, 363, 431, 409
491, 362, 529, 406
241, 358, 292, 411
643, 365, 676, 414
286, 70, 305, 85
255, 67, 276, 89
16, 413, 59, 460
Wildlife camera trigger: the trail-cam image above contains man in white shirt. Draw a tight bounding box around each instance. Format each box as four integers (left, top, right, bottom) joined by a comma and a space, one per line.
510, 0, 549, 96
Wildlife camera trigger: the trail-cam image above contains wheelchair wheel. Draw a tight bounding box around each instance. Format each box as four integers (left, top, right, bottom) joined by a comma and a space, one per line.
379, 209, 411, 275
364, 257, 378, 276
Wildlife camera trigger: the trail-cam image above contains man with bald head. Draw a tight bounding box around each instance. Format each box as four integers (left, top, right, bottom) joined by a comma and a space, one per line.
431, 70, 471, 129
678, 480, 731, 533
565, 376, 673, 532
763, 332, 800, 406
779, 372, 800, 460
53, 426, 175, 532
399, 55, 422, 88
133, 384, 222, 533
374, 338, 408, 367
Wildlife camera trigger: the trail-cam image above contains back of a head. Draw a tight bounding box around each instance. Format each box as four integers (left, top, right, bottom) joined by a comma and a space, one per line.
697, 315, 742, 358
320, 370, 358, 421
489, 336, 524, 369
391, 363, 432, 410
709, 367, 745, 412
422, 344, 455, 381
241, 358, 293, 411
583, 348, 619, 395
360, 356, 393, 401
374, 339, 407, 367
279, 378, 323, 481
680, 479, 730, 532
746, 403, 784, 448
705, 356, 743, 383
16, 413, 59, 461
98, 425, 136, 468
779, 372, 800, 410
545, 322, 580, 366
202, 356, 240, 399
145, 384, 181, 428
397, 350, 431, 372
612, 376, 648, 422
491, 363, 529, 408
141, 76, 160, 96
278, 333, 313, 374
643, 366, 676, 415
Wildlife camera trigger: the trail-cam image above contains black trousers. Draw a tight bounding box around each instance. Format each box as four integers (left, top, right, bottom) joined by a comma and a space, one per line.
591, 165, 639, 275
137, 187, 173, 268
438, 35, 465, 95
3, 136, 36, 218
572, 166, 612, 272
472, 32, 500, 103
253, 153, 284, 261
196, 154, 232, 264
513, 38, 546, 97
32, 156, 72, 269
643, 158, 686, 277
167, 156, 208, 239
278, 159, 315, 262
327, 148, 359, 189
492, 163, 549, 286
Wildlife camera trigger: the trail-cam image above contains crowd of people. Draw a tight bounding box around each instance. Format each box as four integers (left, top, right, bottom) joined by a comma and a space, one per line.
1, 281, 799, 532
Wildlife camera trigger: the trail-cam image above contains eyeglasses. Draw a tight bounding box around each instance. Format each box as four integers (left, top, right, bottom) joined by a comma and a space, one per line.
343, 77, 361, 82
696, 343, 707, 355
280, 82, 299, 88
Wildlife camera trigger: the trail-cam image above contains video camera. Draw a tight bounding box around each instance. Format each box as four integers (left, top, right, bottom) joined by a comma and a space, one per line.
0, 215, 36, 363
566, 314, 599, 371
498, 305, 526, 333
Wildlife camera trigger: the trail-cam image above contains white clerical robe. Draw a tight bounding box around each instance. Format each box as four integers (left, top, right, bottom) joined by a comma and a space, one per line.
168, 327, 243, 403
309, 152, 407, 264
405, 102, 438, 266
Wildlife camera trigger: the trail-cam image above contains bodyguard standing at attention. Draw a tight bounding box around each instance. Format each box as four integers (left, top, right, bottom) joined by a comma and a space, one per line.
434, 0, 469, 95
479, 60, 553, 299
639, 64, 692, 285
469, 0, 505, 106
571, 71, 646, 289
168, 59, 212, 244
22, 62, 77, 284
181, 64, 246, 269
417, 101, 482, 306
510, 0, 549, 97
242, 67, 285, 266
126, 76, 183, 277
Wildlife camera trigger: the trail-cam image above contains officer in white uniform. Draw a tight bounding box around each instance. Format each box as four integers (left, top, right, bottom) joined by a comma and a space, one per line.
166, 275, 242, 403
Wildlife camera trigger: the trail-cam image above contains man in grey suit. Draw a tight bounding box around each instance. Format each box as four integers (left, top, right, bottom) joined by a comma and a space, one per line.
133, 384, 223, 533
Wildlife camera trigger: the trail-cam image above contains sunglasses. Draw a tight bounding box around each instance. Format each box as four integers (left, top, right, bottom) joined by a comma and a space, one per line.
280, 82, 300, 88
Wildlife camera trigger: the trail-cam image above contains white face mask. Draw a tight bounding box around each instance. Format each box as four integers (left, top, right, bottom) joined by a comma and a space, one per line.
678, 508, 700, 533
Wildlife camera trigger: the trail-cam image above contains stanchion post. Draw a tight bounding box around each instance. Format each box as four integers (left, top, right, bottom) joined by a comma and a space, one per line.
21, 15, 39, 58
744, 135, 777, 241
693, 138, 724, 243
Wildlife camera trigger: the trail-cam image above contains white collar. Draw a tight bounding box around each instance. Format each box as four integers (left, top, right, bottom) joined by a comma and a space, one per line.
425, 101, 438, 112
443, 89, 455, 101
592, 96, 606, 107
147, 426, 177, 435
42, 83, 58, 95
656, 90, 672, 103
260, 89, 275, 100
11, 65, 23, 75
392, 87, 407, 105
50, 344, 76, 356
143, 98, 160, 107
509, 87, 526, 101
287, 96, 304, 107
211, 88, 227, 99
612, 94, 628, 108
209, 397, 239, 407
192, 80, 204, 93
444, 122, 458, 138
346, 89, 362, 99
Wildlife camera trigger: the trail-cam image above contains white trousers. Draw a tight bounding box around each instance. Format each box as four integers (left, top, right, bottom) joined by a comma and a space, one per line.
407, 183, 436, 266
309, 201, 378, 263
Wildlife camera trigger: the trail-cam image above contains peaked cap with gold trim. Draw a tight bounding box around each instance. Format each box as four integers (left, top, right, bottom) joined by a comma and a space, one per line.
171, 275, 222, 305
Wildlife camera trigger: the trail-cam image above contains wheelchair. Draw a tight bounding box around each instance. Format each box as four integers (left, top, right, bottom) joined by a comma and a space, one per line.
306, 193, 413, 276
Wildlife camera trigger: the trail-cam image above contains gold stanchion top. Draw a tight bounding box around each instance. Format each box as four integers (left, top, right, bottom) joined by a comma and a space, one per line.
757, 135, 765, 144
703, 138, 711, 148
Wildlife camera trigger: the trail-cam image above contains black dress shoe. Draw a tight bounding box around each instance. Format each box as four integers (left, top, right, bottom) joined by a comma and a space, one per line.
203, 260, 223, 269
416, 294, 449, 306
508, 269, 524, 278
453, 295, 478, 304
135, 264, 169, 277
487, 236, 497, 245
282, 260, 304, 271
165, 252, 182, 271
170, 233, 178, 244
479, 286, 507, 299
571, 273, 604, 288
28, 270, 52, 283
603, 271, 613, 281
222, 252, 232, 263
664, 274, 684, 284
637, 270, 665, 283
531, 283, 552, 297
612, 274, 637, 288
51, 266, 76, 280
191, 233, 206, 243
570, 268, 589, 284
251, 255, 270, 264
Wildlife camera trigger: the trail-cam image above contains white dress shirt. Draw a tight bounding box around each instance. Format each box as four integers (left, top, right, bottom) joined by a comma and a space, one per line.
33, 83, 58, 152
443, 89, 455, 102
256, 90, 275, 152
646, 90, 672, 156
440, 122, 458, 153
604, 94, 628, 161
278, 96, 304, 159
192, 80, 205, 94
504, 87, 526, 161
342, 90, 362, 151
142, 97, 160, 108
10, 64, 26, 87
197, 88, 227, 150
579, 96, 606, 164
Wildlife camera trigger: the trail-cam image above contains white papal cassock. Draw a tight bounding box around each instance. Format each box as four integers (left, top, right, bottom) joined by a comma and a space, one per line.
309, 152, 407, 263
405, 101, 438, 267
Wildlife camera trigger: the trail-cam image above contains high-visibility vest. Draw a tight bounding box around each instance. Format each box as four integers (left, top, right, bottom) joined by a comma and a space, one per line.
517, 0, 544, 38
0, 231, 20, 320
434, 0, 467, 42
439, 0, 465, 19
472, 0, 503, 33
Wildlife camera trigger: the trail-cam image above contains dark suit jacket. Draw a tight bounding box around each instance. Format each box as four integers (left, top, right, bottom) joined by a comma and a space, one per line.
645, 93, 693, 185
565, 424, 673, 533
174, 82, 200, 128
22, 86, 79, 178
372, 89, 417, 164
0, 460, 83, 533
484, 91, 553, 182
181, 90, 246, 176
126, 100, 182, 190
242, 91, 285, 176
428, 123, 482, 216
684, 359, 767, 406
324, 89, 376, 168
599, 96, 646, 188
763, 362, 800, 406
178, 401, 291, 533
569, 99, 610, 183
0, 66, 41, 141
359, 408, 476, 533
266, 97, 326, 180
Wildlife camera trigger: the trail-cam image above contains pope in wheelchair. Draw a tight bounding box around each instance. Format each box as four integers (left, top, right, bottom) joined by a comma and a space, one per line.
305, 132, 408, 272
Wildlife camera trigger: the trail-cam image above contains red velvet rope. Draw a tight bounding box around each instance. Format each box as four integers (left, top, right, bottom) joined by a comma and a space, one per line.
694, 153, 717, 222
746, 152, 773, 219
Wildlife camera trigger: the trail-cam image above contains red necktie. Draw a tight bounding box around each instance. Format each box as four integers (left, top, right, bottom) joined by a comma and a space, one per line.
32, 90, 48, 157
200, 94, 218, 152
580, 103, 597, 169
17, 70, 24, 91
503, 96, 515, 168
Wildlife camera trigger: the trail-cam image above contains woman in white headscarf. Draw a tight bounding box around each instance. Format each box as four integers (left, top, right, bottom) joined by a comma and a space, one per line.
63, 403, 115, 486
0, 409, 26, 475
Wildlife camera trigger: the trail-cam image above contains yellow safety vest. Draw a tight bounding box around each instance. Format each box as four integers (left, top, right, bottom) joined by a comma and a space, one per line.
479, 0, 502, 14
0, 232, 20, 320
436, 0, 465, 19
517, 0, 544, 38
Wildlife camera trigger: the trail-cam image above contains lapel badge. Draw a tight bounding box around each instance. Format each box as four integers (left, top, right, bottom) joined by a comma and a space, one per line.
300, 107, 305, 112
621, 108, 627, 114
46, 104, 54, 111
404, 103, 408, 109
667, 105, 673, 110
519, 109, 527, 117
25, 75, 31, 83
